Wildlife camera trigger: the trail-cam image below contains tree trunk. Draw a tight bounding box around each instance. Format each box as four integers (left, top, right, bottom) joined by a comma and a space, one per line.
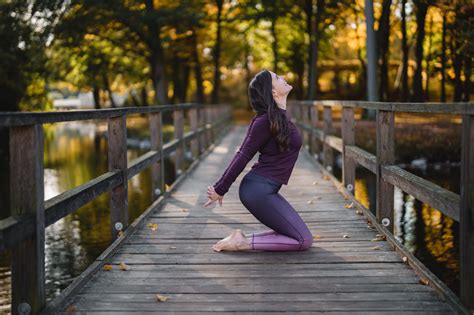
211, 0, 223, 104
377, 0, 392, 101
412, 0, 428, 102
306, 0, 316, 100
441, 11, 447, 102
191, 32, 205, 103
463, 55, 471, 102
364, 0, 378, 119
93, 85, 101, 109
102, 74, 116, 108
146, 0, 168, 105
425, 14, 433, 101
401, 0, 409, 102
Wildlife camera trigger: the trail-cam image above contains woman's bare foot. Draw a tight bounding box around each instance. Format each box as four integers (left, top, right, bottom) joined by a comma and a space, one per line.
212, 229, 252, 252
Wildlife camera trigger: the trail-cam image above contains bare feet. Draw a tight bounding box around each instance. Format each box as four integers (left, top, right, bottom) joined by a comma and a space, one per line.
212, 229, 252, 252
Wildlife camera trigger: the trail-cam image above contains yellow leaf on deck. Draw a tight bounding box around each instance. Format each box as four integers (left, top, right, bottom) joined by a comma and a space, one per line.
181, 208, 188, 212
165, 184, 170, 191
419, 278, 429, 285
313, 235, 322, 239
156, 294, 169, 302
322, 175, 330, 180
102, 264, 113, 271
147, 223, 159, 231
119, 262, 130, 271
344, 202, 354, 209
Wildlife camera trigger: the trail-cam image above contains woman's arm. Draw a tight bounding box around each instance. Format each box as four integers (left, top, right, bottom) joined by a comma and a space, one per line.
212, 115, 271, 196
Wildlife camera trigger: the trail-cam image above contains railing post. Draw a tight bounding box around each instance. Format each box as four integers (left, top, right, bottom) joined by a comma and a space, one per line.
309, 104, 321, 161
375, 109, 395, 232
189, 105, 199, 160
10, 124, 45, 314
108, 115, 129, 241
323, 106, 334, 172
173, 107, 184, 177
342, 106, 356, 195
460, 113, 474, 309
149, 111, 165, 201
302, 103, 310, 151
198, 104, 206, 153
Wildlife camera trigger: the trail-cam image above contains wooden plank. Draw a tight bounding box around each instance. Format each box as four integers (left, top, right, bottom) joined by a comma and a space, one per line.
376, 109, 395, 232
382, 165, 460, 221
345, 145, 377, 173
149, 112, 164, 202
69, 300, 452, 312
341, 106, 355, 195
309, 105, 321, 159
10, 124, 45, 313
460, 113, 474, 308
188, 107, 199, 159
74, 291, 440, 303
299, 100, 474, 114
173, 108, 184, 177
322, 106, 334, 172
107, 115, 129, 241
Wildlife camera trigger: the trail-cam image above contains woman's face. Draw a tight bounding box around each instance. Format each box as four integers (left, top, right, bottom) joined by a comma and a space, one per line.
269, 71, 292, 98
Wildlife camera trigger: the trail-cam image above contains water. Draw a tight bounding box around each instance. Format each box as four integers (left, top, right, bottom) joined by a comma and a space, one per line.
332, 157, 460, 296
0, 119, 461, 312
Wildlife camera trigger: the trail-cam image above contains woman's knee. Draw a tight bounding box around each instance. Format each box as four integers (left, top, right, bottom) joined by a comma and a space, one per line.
299, 233, 314, 251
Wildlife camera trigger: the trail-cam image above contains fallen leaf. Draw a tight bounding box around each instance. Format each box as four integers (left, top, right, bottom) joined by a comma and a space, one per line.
402, 256, 408, 264
147, 223, 159, 231
169, 246, 177, 249
156, 294, 169, 302
367, 225, 376, 230
181, 208, 188, 212
307, 200, 313, 204
165, 184, 170, 191
419, 278, 429, 285
102, 264, 113, 271
344, 202, 354, 209
119, 262, 130, 271
355, 209, 363, 215
322, 175, 330, 181
343, 196, 349, 200
371, 245, 382, 250
370, 234, 386, 242
343, 234, 350, 238
117, 230, 124, 237
64, 305, 76, 313
312, 181, 318, 185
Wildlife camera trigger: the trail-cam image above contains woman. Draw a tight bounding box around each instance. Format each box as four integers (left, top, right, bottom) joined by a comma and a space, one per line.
203, 69, 313, 252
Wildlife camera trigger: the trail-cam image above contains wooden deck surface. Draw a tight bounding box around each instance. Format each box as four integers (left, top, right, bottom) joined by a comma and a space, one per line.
60, 124, 455, 314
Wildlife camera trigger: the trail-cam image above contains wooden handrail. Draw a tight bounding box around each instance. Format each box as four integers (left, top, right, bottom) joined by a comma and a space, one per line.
0, 103, 233, 314
289, 100, 474, 312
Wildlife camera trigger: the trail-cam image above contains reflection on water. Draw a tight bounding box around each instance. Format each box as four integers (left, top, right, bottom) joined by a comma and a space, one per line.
0, 118, 186, 312
335, 160, 460, 296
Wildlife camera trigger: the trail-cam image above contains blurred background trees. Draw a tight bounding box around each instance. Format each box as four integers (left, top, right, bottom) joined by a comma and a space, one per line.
0, 0, 472, 113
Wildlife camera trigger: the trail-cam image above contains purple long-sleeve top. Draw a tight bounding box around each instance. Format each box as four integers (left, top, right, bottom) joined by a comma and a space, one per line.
212, 107, 302, 196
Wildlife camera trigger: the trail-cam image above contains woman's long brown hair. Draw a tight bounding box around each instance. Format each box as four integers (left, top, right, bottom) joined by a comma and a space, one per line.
248, 69, 290, 153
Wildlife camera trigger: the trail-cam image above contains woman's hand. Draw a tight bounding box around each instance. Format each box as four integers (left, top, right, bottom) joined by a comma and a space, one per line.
203, 186, 223, 207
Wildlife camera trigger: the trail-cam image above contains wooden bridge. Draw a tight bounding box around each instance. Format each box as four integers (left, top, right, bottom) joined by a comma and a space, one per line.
0, 101, 472, 314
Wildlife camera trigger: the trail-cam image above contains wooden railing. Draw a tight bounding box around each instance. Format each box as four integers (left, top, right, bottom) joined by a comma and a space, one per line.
288, 100, 473, 313
0, 103, 233, 314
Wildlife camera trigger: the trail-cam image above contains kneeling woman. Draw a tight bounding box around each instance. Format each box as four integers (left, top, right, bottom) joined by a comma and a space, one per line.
204, 69, 313, 252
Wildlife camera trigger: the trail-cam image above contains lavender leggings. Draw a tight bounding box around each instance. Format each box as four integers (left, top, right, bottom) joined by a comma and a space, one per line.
238, 171, 313, 251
